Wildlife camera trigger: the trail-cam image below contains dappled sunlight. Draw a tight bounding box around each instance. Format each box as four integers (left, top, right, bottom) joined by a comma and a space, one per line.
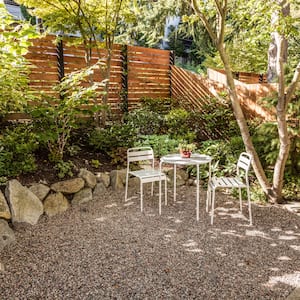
221, 229, 244, 238
271, 227, 282, 232
182, 240, 197, 247
182, 239, 203, 253
265, 271, 300, 288
145, 213, 156, 217
245, 230, 272, 240
277, 256, 292, 261
104, 203, 118, 208
278, 235, 298, 240
290, 245, 300, 251
164, 234, 173, 241
123, 201, 135, 207
94, 216, 107, 222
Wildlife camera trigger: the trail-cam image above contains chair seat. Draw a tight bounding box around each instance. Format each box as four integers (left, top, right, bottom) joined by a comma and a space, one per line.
210, 176, 247, 189
129, 169, 167, 183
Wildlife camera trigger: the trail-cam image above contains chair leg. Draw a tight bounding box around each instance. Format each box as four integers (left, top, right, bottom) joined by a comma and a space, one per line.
151, 182, 154, 196
140, 181, 143, 212
206, 184, 211, 212
125, 172, 129, 202
164, 179, 167, 206
211, 188, 216, 225
239, 187, 242, 213
159, 180, 162, 215
247, 186, 252, 225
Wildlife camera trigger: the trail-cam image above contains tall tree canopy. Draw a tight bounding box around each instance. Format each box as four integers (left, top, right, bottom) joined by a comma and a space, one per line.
15, 0, 134, 125
188, 0, 300, 203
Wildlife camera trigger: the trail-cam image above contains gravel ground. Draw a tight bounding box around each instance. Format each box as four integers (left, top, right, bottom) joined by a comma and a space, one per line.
1, 185, 300, 300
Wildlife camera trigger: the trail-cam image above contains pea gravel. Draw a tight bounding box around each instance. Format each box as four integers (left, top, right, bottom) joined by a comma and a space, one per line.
0, 185, 300, 299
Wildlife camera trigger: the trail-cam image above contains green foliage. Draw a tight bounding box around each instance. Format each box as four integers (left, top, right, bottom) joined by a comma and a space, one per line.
54, 160, 74, 179
89, 123, 138, 165
125, 108, 166, 135
135, 135, 180, 157
140, 97, 180, 114
91, 159, 101, 168
0, 3, 39, 117
165, 108, 196, 141
0, 124, 39, 177
29, 66, 103, 162
199, 97, 239, 139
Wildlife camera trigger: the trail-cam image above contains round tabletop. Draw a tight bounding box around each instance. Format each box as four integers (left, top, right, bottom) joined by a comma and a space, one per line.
160, 153, 212, 166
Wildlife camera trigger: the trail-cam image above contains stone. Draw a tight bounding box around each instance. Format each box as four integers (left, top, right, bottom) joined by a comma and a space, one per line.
51, 178, 85, 194
110, 169, 126, 190
0, 219, 15, 252
167, 168, 188, 186
93, 182, 107, 199
44, 192, 70, 217
5, 179, 43, 225
96, 172, 110, 188
29, 183, 50, 201
0, 190, 11, 220
72, 188, 93, 206
78, 168, 97, 189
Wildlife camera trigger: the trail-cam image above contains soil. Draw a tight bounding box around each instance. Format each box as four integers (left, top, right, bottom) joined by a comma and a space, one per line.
16, 147, 115, 187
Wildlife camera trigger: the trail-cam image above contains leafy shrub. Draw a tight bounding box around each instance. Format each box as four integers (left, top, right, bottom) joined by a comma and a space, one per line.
165, 108, 196, 141
0, 124, 39, 177
140, 97, 180, 114
29, 66, 103, 162
199, 97, 239, 140
0, 4, 39, 118
135, 135, 180, 157
54, 160, 74, 179
125, 108, 166, 135
89, 123, 138, 165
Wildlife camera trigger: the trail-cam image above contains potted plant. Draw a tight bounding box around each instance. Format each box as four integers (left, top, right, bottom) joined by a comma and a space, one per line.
178, 142, 196, 158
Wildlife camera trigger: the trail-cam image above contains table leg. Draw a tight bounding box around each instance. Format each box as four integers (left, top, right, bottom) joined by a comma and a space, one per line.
174, 164, 177, 202
206, 161, 212, 211
196, 164, 199, 221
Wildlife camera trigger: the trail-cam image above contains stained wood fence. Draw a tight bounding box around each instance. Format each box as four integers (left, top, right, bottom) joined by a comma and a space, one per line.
20, 35, 275, 122
24, 36, 171, 116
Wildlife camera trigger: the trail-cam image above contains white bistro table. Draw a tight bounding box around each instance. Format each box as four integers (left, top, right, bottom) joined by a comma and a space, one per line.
160, 153, 212, 221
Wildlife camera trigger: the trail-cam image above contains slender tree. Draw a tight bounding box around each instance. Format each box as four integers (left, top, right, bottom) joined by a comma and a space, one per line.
190, 0, 300, 203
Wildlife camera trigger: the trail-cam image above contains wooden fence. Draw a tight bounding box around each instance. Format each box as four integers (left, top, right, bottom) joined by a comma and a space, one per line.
24, 36, 171, 116
22, 35, 276, 122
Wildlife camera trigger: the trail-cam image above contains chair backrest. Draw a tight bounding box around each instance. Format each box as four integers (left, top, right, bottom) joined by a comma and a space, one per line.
127, 146, 154, 164
236, 152, 252, 181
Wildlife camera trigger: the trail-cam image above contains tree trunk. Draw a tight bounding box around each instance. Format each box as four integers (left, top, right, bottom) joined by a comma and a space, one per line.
267, 1, 289, 83
218, 46, 274, 198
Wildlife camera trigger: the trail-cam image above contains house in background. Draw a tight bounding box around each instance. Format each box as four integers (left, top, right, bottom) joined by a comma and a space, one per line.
4, 0, 24, 20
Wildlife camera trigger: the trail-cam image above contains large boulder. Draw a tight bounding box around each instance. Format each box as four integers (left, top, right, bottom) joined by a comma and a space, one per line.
51, 178, 85, 194
0, 219, 15, 252
96, 172, 110, 187
0, 190, 11, 220
29, 183, 50, 201
44, 192, 70, 217
5, 179, 43, 225
78, 169, 97, 189
93, 182, 107, 199
72, 188, 93, 206
110, 169, 126, 190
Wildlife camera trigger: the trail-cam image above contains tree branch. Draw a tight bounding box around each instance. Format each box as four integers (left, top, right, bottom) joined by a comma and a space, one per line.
191, 0, 218, 43
285, 61, 300, 105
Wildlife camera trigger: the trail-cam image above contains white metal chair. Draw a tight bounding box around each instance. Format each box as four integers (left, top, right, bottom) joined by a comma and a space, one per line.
125, 146, 167, 214
207, 152, 252, 225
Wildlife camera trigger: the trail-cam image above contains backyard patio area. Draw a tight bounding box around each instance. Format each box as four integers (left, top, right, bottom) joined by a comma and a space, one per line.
0, 186, 299, 299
